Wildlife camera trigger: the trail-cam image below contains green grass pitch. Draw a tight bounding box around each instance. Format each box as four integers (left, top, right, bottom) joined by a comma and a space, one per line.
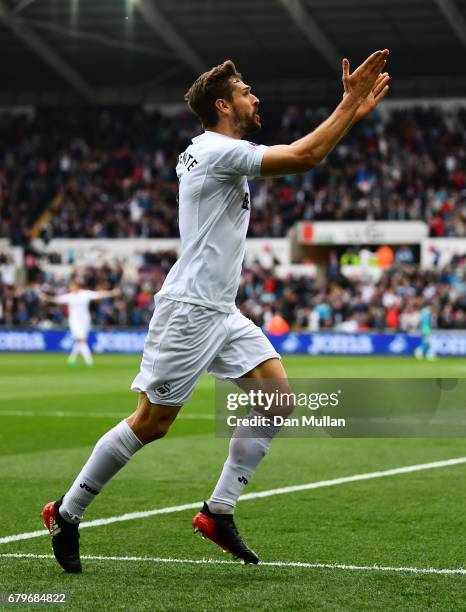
0, 354, 465, 611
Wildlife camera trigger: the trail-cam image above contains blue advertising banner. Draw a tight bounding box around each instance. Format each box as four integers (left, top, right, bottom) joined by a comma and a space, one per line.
0, 330, 147, 354
269, 332, 466, 356
0, 329, 465, 356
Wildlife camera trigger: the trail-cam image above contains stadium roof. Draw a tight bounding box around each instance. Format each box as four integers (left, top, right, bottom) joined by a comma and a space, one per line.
1, 0, 466, 106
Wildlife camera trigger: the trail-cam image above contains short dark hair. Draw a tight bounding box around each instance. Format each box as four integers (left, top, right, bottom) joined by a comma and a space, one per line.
184, 60, 242, 128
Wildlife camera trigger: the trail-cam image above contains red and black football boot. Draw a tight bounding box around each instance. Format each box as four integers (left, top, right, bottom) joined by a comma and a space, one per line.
192, 502, 259, 565
41, 497, 82, 573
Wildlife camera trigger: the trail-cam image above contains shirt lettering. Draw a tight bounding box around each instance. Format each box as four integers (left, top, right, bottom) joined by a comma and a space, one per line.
179, 151, 199, 172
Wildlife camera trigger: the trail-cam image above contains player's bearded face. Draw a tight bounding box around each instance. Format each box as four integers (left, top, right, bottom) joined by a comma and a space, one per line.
232, 104, 260, 135
230, 83, 261, 135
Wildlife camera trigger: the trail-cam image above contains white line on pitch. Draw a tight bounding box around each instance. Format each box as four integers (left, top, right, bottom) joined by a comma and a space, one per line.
1, 456, 465, 546
0, 410, 213, 420
0, 553, 464, 576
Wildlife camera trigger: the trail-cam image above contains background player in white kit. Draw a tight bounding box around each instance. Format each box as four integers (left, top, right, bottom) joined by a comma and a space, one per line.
43, 281, 118, 366
42, 51, 390, 570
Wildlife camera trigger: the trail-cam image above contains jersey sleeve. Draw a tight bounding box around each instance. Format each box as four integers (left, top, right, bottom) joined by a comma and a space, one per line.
212, 139, 268, 178
84, 290, 100, 301
55, 293, 70, 304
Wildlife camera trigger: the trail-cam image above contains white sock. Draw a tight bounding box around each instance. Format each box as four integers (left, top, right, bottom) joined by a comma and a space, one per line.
78, 341, 93, 365
59, 420, 143, 523
68, 344, 79, 362
208, 410, 281, 514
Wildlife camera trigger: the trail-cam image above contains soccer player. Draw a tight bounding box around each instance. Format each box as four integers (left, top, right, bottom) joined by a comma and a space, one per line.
42, 281, 118, 366
42, 51, 390, 571
415, 303, 436, 361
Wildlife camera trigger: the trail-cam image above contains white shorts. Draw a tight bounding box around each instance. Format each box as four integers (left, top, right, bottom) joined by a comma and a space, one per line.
131, 297, 280, 406
69, 322, 90, 340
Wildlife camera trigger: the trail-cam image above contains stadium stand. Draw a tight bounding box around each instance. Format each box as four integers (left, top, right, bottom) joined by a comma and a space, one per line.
1, 253, 464, 332
1, 104, 464, 335
0, 105, 465, 242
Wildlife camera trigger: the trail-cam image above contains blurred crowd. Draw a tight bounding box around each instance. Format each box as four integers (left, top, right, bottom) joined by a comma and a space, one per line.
1, 251, 464, 331
0, 105, 465, 243
0, 250, 177, 328
260, 105, 466, 237
238, 255, 465, 332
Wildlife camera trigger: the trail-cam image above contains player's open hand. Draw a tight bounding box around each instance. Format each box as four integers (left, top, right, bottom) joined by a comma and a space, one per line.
351, 71, 390, 122
342, 50, 389, 105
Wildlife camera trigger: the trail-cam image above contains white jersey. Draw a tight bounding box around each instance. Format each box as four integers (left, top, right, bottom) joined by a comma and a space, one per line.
157, 130, 267, 313
56, 290, 98, 336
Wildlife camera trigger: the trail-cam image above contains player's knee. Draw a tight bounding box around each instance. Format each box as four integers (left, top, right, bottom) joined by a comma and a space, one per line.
128, 394, 181, 444
155, 418, 173, 439
272, 380, 295, 417
140, 419, 172, 444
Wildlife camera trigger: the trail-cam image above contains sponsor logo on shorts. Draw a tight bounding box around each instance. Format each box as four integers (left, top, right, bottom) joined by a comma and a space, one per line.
156, 382, 171, 395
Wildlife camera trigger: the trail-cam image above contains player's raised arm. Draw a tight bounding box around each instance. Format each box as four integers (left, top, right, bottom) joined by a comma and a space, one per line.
91, 289, 120, 301
260, 49, 389, 177
39, 292, 65, 304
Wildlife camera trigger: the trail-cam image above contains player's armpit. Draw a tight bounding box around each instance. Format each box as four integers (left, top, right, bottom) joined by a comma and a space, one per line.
260, 145, 317, 178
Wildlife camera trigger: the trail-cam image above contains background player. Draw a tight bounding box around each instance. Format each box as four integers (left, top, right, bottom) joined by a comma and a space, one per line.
415, 303, 436, 361
41, 50, 390, 571
42, 281, 118, 366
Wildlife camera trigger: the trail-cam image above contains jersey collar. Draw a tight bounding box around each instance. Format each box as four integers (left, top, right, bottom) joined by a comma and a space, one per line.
192, 130, 236, 143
